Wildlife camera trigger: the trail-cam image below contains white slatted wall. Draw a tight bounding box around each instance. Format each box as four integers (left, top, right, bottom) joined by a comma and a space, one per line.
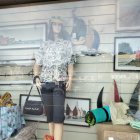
0, 0, 140, 140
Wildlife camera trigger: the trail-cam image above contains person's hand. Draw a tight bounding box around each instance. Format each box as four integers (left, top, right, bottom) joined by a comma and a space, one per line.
66, 79, 72, 91
35, 78, 41, 88
33, 76, 41, 88
72, 37, 86, 45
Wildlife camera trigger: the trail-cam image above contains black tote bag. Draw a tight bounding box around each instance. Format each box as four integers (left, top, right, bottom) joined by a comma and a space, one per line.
23, 85, 44, 115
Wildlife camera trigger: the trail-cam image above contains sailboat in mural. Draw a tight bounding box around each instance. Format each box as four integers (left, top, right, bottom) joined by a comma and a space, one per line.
73, 106, 78, 119
66, 104, 71, 115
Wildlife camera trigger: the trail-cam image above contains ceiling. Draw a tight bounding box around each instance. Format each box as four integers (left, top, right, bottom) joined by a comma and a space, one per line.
0, 0, 77, 8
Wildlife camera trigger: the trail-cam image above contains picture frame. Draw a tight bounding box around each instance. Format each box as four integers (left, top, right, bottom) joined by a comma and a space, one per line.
20, 94, 91, 127
114, 36, 140, 71
19, 94, 47, 122
0, 23, 46, 66
116, 0, 140, 31
64, 97, 91, 127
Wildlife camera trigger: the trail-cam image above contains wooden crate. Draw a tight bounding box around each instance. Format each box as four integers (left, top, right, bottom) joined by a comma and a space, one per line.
96, 123, 140, 140
104, 130, 139, 140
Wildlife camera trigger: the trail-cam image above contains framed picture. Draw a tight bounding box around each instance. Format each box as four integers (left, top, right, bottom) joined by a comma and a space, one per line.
114, 36, 140, 71
0, 23, 46, 66
116, 0, 140, 31
20, 94, 91, 126
64, 97, 91, 127
19, 94, 47, 122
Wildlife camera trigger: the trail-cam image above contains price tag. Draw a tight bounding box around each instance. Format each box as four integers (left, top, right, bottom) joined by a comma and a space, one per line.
139, 95, 140, 101
108, 137, 114, 140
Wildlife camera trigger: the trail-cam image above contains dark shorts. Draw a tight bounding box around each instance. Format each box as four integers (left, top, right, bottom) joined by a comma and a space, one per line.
41, 81, 66, 123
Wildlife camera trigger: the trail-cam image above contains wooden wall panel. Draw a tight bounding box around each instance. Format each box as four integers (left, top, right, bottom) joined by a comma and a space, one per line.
0, 0, 140, 140
0, 12, 115, 26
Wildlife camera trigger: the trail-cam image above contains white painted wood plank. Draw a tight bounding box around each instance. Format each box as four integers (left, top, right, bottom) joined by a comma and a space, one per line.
93, 24, 115, 33
63, 131, 97, 140
0, 66, 33, 75
0, 55, 34, 60
0, 5, 115, 23
74, 72, 139, 83
99, 44, 114, 53
0, 76, 32, 81
84, 15, 115, 26
36, 129, 97, 140
0, 82, 137, 96
74, 63, 113, 72
0, 80, 32, 85
0, 87, 134, 105
75, 54, 113, 63
100, 34, 115, 44
26, 121, 97, 133
0, 60, 34, 66
0, 49, 37, 56
0, 21, 115, 35
66, 23, 115, 34
0, 0, 116, 15
0, 44, 39, 50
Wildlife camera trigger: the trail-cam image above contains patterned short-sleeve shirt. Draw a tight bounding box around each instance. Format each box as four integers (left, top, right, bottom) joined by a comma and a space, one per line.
35, 39, 74, 82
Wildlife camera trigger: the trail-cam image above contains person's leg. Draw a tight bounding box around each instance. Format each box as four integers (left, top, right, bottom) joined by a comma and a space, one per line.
41, 83, 55, 138
44, 123, 54, 140
53, 83, 66, 140
54, 123, 63, 140
48, 122, 54, 136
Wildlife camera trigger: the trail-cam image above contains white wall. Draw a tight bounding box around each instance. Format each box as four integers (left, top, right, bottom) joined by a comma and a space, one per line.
0, 0, 140, 140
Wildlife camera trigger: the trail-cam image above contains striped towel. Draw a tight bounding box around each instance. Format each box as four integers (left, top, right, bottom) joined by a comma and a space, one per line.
130, 120, 140, 130
85, 106, 111, 126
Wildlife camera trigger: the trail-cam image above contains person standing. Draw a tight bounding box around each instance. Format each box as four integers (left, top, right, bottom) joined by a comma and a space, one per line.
33, 17, 74, 140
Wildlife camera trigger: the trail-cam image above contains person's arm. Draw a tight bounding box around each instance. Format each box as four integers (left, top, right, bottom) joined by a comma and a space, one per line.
33, 63, 41, 88
66, 64, 74, 91
33, 42, 44, 87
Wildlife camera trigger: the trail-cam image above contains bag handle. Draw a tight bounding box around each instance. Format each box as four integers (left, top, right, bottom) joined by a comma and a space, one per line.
25, 84, 42, 102
24, 84, 47, 118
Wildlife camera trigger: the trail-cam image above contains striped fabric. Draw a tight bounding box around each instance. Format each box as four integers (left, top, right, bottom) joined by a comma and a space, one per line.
0, 106, 25, 140
110, 102, 134, 125
129, 80, 140, 114
85, 106, 111, 126
130, 120, 140, 130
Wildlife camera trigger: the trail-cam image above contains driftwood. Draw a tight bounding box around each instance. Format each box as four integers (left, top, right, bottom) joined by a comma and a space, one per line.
7, 123, 38, 140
